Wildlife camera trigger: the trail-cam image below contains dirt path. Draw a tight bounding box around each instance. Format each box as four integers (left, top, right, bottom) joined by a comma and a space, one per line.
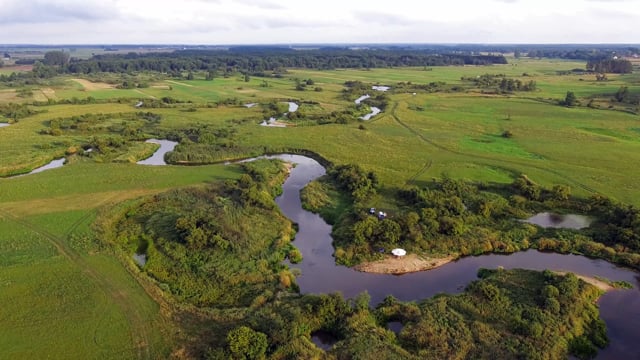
71, 78, 115, 91
165, 80, 194, 87
354, 253, 455, 274
134, 89, 157, 99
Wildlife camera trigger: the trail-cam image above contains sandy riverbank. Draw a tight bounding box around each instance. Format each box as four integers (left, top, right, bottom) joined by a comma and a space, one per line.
353, 255, 621, 289
554, 271, 614, 291
353, 254, 456, 275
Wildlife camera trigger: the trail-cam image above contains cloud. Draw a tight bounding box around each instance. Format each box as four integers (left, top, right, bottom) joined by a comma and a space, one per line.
0, 0, 119, 24
231, 0, 285, 10
351, 11, 421, 26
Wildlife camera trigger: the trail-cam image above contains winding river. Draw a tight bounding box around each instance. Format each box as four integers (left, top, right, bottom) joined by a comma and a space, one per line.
271, 154, 640, 359
136, 139, 178, 166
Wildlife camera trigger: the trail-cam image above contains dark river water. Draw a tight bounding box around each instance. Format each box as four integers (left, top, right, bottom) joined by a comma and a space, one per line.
270, 154, 640, 359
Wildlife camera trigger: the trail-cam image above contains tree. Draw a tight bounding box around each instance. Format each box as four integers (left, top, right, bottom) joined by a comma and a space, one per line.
43, 50, 69, 66
563, 91, 578, 107
514, 49, 521, 59
227, 326, 268, 360
186, 71, 194, 80
551, 185, 571, 201
615, 86, 629, 102
374, 218, 402, 244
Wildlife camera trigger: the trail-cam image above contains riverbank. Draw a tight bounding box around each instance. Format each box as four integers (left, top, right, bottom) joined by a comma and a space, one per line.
554, 271, 614, 291
353, 254, 456, 274
353, 254, 621, 289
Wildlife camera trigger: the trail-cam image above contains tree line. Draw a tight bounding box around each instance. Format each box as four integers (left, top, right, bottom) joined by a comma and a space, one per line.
55, 49, 509, 75
586, 58, 633, 74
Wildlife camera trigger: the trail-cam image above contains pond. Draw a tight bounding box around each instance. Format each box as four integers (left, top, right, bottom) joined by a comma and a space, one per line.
133, 253, 147, 267
524, 212, 592, 229
136, 139, 178, 166
0, 123, 10, 128
287, 102, 299, 113
269, 154, 640, 358
310, 330, 338, 351
372, 85, 390, 92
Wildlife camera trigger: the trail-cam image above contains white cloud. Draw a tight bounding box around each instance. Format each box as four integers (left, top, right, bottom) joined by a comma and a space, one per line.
0, 0, 638, 44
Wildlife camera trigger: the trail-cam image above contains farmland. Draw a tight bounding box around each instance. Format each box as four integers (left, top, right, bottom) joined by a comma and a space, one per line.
1, 51, 639, 358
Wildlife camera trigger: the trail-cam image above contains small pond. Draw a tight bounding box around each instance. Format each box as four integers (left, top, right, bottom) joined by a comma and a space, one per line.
387, 321, 404, 335
136, 139, 178, 166
0, 123, 10, 128
525, 212, 592, 229
311, 330, 338, 351
133, 253, 147, 267
372, 85, 390, 92
287, 102, 299, 113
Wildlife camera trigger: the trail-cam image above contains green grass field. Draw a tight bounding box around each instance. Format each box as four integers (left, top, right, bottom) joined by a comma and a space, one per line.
0, 162, 241, 358
1, 58, 639, 357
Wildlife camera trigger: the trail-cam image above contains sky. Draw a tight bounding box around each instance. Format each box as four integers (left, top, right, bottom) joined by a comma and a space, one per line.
1, 0, 639, 44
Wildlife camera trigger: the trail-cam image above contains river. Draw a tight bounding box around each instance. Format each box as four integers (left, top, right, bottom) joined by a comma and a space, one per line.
136, 139, 178, 166
271, 154, 640, 359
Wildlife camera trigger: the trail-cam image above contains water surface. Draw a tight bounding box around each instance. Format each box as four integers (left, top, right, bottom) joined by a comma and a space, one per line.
525, 212, 592, 229
271, 154, 640, 358
136, 139, 178, 166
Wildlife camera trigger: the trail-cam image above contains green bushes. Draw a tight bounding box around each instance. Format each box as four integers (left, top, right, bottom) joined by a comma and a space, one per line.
304, 168, 640, 270
107, 159, 294, 307
375, 269, 607, 360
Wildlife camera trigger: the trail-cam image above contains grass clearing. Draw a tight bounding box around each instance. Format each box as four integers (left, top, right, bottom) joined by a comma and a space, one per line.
1, 57, 640, 357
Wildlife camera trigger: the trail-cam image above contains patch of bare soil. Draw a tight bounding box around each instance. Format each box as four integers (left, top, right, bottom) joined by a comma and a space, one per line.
71, 78, 115, 91
354, 253, 455, 274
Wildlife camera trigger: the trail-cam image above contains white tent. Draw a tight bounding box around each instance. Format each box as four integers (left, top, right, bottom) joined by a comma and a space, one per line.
391, 248, 407, 257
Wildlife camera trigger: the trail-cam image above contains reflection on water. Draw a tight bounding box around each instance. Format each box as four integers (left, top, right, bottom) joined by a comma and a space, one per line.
524, 212, 592, 229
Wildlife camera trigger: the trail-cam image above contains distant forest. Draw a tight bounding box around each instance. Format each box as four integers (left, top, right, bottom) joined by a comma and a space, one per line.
61, 49, 507, 75
2, 44, 637, 82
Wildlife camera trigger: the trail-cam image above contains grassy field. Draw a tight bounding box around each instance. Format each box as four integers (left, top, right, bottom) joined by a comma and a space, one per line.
0, 161, 241, 358
1, 57, 639, 357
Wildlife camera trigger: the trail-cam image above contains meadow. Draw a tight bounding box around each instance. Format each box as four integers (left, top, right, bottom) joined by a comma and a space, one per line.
0, 56, 639, 357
